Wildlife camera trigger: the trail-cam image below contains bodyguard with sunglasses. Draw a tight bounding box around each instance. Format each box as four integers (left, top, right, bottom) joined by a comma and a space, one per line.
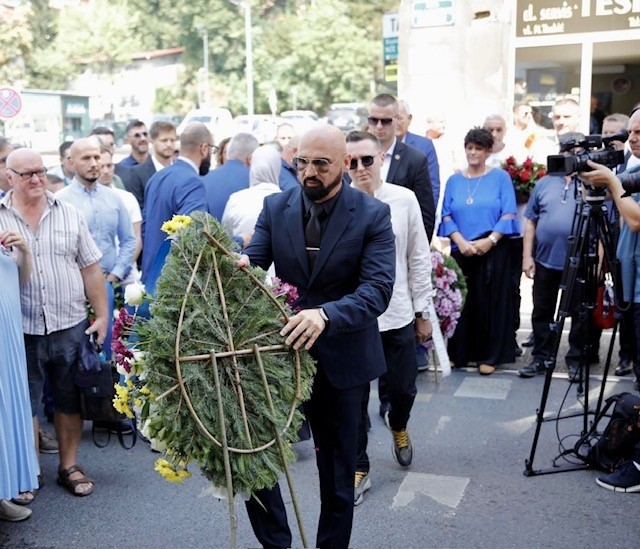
346, 130, 434, 506
117, 120, 149, 168
368, 94, 436, 240
238, 125, 395, 548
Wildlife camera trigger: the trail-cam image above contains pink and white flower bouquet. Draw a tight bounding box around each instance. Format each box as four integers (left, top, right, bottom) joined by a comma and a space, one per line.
423, 249, 467, 349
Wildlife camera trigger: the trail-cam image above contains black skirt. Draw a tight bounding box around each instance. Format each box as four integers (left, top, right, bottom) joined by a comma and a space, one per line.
448, 239, 516, 366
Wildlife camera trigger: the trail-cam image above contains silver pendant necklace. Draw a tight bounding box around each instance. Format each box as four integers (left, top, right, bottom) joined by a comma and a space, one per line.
465, 169, 486, 205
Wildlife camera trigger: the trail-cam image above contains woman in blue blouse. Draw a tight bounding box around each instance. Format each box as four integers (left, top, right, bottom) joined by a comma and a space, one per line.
439, 128, 520, 374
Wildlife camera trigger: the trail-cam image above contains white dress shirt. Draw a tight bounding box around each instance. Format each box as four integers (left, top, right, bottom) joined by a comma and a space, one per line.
356, 181, 434, 332
380, 138, 397, 183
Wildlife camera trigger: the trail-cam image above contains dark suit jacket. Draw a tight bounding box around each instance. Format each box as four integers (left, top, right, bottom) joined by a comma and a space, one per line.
141, 159, 207, 281
114, 163, 131, 190
126, 156, 157, 211
387, 140, 436, 240
404, 131, 440, 205
245, 183, 396, 389
278, 158, 299, 191
202, 159, 250, 221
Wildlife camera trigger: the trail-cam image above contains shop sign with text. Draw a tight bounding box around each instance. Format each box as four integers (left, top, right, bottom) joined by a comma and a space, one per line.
516, 0, 640, 37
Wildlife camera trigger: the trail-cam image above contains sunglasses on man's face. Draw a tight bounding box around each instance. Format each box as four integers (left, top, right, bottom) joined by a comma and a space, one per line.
292, 156, 339, 173
132, 131, 148, 139
349, 155, 376, 170
367, 117, 394, 126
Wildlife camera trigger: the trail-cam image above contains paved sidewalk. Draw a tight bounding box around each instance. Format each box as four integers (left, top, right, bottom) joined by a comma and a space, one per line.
2, 275, 636, 548
2, 366, 637, 548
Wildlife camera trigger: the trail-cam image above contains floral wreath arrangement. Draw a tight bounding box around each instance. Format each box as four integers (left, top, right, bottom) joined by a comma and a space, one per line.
111, 212, 316, 503
502, 156, 546, 203
422, 248, 467, 350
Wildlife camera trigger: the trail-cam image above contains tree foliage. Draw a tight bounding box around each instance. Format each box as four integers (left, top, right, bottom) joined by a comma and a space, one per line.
0, 4, 33, 85
18, 0, 396, 116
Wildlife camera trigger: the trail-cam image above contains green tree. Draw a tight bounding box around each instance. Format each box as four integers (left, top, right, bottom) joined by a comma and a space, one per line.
27, 0, 59, 50
17, 0, 394, 116
0, 4, 33, 85
26, 0, 145, 91
252, 0, 378, 115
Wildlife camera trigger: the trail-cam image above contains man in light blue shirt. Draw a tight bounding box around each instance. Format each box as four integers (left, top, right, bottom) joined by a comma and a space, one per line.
57, 137, 136, 365
57, 137, 136, 282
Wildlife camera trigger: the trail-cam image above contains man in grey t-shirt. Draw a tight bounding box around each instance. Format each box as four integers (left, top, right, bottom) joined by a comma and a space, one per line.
519, 170, 587, 380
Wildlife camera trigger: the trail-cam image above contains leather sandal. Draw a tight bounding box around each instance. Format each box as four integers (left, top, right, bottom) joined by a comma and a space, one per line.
57, 465, 94, 497
10, 474, 43, 506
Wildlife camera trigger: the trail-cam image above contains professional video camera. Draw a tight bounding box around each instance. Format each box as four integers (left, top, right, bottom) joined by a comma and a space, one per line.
547, 129, 628, 175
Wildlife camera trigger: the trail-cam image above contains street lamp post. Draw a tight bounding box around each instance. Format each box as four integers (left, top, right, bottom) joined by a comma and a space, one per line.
229, 0, 254, 117
195, 23, 210, 109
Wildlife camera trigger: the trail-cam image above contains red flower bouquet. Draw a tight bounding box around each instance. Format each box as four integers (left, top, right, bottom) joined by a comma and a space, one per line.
502, 156, 546, 203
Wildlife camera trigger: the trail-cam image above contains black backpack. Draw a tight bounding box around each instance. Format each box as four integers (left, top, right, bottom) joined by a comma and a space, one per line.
587, 392, 640, 472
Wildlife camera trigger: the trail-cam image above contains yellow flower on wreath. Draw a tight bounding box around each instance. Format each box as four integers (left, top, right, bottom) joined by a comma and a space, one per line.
154, 458, 192, 483
161, 214, 193, 236
113, 384, 135, 419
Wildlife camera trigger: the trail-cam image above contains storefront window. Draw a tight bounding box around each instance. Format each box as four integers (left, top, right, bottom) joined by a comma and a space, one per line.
514, 44, 581, 129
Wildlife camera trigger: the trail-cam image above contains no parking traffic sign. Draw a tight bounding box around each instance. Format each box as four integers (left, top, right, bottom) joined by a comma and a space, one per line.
0, 87, 22, 119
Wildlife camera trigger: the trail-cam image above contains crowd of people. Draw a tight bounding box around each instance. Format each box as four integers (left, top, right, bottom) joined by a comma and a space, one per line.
1, 92, 640, 542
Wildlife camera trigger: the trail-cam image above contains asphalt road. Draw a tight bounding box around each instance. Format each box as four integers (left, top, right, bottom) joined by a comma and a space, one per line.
2, 278, 638, 548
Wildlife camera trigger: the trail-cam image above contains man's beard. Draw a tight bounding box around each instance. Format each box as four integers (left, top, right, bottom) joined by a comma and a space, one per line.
302, 171, 342, 201
199, 155, 211, 176
80, 173, 99, 185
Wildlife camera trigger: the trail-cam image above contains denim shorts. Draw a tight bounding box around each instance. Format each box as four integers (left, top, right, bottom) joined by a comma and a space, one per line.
25, 320, 88, 416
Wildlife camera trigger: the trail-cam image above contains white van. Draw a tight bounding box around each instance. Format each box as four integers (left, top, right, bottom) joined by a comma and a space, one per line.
176, 108, 233, 144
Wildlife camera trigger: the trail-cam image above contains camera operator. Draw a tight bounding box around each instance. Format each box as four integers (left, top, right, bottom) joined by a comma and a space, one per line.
579, 107, 640, 494
580, 107, 640, 395
519, 134, 592, 381
590, 114, 636, 378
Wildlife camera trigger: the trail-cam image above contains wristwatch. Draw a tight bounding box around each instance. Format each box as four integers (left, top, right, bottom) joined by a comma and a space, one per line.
488, 234, 499, 247
318, 307, 330, 326
415, 310, 430, 320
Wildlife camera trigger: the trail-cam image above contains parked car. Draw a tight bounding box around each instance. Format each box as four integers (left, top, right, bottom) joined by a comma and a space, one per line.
326, 103, 369, 132
151, 113, 183, 128
230, 114, 279, 144
279, 110, 320, 133
92, 119, 128, 146
176, 108, 234, 144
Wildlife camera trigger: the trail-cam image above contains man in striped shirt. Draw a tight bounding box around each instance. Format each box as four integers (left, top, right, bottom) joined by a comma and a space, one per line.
0, 149, 107, 499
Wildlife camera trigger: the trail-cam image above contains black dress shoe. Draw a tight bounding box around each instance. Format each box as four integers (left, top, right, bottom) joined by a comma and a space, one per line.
515, 344, 523, 357
522, 333, 534, 347
519, 362, 545, 378
615, 359, 634, 377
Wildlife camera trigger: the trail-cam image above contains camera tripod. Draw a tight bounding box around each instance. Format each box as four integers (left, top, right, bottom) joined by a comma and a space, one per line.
524, 180, 620, 476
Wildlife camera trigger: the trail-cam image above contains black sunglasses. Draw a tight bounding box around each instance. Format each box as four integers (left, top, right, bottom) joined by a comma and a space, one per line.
349, 156, 376, 170
367, 116, 395, 126
132, 131, 148, 138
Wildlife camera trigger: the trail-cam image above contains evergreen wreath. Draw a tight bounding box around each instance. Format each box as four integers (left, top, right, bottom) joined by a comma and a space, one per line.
128, 211, 316, 496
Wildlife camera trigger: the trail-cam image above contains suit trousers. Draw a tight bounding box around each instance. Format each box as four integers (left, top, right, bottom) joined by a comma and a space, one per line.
361, 323, 418, 472
245, 367, 366, 549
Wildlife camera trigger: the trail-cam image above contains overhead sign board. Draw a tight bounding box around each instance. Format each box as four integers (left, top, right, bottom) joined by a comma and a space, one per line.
411, 0, 455, 29
516, 0, 640, 37
383, 12, 399, 83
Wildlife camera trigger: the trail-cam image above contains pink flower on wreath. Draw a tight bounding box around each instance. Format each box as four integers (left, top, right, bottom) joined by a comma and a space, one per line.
271, 276, 301, 312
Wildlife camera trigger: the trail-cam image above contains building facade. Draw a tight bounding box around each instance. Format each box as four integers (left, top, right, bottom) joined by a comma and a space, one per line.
399, 0, 640, 138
